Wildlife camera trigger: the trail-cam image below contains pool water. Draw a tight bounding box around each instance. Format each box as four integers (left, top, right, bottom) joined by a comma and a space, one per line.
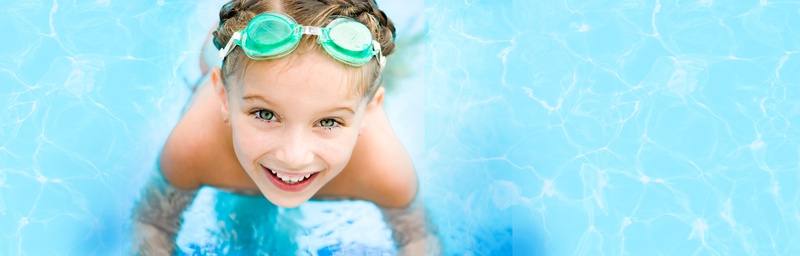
3, 0, 800, 255
425, 0, 800, 255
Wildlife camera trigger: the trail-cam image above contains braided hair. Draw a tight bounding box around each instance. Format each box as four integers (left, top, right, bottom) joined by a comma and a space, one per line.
212, 0, 396, 98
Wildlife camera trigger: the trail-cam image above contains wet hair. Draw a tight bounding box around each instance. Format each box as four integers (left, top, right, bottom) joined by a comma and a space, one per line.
212, 0, 396, 99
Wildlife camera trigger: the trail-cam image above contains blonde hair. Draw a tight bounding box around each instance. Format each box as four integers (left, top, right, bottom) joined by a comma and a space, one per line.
212, 0, 396, 99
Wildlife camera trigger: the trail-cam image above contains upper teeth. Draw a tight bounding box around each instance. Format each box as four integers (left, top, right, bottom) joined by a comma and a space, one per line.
270, 169, 312, 184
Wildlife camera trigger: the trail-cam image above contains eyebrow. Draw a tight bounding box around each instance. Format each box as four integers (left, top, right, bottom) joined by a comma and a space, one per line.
242, 95, 274, 105
327, 106, 356, 115
242, 95, 356, 115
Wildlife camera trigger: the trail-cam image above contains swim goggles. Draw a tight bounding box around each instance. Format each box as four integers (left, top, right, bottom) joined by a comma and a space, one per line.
219, 12, 385, 67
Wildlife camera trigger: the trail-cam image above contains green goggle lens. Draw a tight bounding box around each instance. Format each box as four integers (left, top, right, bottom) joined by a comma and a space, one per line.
321, 18, 375, 66
220, 12, 383, 67
240, 14, 300, 59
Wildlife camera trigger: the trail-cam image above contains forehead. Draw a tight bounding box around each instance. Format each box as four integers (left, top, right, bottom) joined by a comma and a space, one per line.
236, 50, 360, 104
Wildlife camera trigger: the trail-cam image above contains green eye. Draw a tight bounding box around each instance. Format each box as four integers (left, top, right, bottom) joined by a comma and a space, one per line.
319, 119, 338, 127
256, 110, 275, 121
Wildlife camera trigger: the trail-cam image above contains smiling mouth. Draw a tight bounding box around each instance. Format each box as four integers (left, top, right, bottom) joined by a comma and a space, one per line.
266, 168, 316, 184
261, 165, 320, 192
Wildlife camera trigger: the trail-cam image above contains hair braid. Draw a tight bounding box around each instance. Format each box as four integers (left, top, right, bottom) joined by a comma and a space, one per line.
212, 0, 397, 98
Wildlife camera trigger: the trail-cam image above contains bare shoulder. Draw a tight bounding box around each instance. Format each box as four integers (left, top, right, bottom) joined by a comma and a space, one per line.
158, 84, 224, 190
359, 157, 419, 208
159, 115, 208, 190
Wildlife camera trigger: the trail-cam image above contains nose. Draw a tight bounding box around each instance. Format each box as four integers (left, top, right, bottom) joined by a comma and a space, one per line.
275, 127, 314, 169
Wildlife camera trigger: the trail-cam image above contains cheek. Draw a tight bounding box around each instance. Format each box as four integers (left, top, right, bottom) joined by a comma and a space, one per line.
330, 119, 367, 163
230, 121, 273, 164
317, 131, 360, 170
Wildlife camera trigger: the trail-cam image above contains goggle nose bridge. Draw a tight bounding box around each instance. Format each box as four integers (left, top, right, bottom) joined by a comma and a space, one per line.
301, 26, 323, 36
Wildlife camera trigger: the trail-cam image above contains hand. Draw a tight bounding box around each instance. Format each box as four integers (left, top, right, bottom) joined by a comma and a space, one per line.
380, 197, 442, 256
131, 222, 175, 255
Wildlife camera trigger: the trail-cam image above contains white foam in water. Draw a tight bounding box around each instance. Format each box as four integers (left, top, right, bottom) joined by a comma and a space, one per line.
176, 189, 395, 254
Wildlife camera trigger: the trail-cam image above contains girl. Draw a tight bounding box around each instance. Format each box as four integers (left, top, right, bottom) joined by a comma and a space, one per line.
131, 0, 438, 254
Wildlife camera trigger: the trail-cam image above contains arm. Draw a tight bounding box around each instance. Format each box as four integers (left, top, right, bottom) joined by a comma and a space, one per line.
355, 90, 441, 254
379, 195, 442, 255
130, 168, 198, 255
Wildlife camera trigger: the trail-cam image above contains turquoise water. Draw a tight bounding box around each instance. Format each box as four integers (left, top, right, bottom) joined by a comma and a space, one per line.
425, 0, 800, 255
2, 0, 800, 255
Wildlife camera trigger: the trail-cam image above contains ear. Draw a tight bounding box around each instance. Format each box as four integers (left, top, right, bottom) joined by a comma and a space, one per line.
211, 67, 231, 124
368, 86, 385, 110
359, 86, 385, 134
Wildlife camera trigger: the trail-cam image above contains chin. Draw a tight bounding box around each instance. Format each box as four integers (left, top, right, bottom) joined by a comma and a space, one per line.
259, 189, 315, 208
268, 197, 307, 208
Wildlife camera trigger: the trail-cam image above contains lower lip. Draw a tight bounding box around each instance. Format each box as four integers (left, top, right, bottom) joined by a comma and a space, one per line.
263, 166, 318, 192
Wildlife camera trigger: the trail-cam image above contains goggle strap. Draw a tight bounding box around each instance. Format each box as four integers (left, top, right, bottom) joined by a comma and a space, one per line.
219, 31, 242, 61
373, 40, 386, 69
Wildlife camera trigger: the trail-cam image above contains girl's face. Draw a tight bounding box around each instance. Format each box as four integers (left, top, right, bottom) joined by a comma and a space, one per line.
214, 50, 374, 208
